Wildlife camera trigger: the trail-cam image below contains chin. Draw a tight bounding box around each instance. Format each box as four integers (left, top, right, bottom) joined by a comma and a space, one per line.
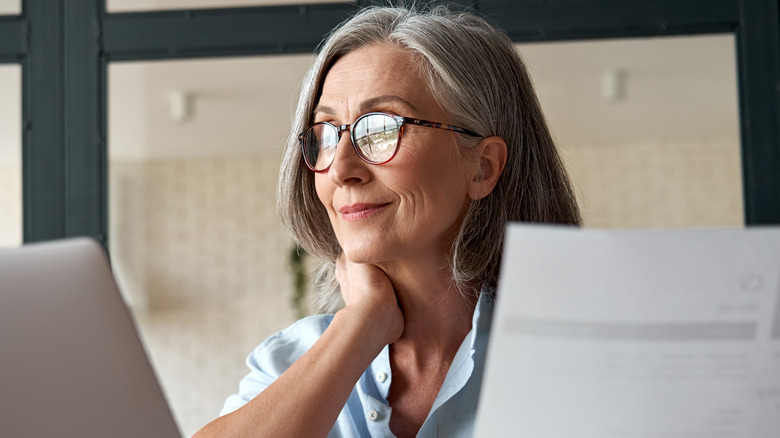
339, 233, 393, 263
342, 250, 383, 265
341, 243, 393, 265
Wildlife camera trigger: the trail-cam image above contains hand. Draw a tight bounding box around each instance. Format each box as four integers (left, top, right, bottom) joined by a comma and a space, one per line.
193, 256, 405, 438
335, 255, 404, 346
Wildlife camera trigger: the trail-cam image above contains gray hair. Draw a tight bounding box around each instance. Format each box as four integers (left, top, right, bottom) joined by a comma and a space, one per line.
277, 5, 581, 312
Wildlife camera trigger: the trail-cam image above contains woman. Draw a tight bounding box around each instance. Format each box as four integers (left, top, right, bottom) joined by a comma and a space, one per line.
195, 5, 579, 438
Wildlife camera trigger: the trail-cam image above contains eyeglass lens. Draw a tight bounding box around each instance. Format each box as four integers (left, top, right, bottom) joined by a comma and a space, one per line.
303, 113, 400, 171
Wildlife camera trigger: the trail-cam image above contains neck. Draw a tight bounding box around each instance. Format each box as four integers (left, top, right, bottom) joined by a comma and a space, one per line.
377, 256, 478, 366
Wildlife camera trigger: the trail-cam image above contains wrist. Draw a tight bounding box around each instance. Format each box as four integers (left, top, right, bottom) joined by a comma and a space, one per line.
333, 305, 401, 351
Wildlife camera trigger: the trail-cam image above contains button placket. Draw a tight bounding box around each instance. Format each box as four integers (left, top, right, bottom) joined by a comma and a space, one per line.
363, 395, 391, 434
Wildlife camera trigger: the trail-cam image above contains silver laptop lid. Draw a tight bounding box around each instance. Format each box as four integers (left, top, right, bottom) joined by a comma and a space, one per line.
0, 238, 181, 438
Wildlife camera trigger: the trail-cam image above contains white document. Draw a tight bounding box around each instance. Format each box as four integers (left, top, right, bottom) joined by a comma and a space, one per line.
475, 225, 780, 438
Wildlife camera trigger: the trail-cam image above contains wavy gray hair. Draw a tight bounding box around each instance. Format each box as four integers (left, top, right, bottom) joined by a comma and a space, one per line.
277, 5, 581, 312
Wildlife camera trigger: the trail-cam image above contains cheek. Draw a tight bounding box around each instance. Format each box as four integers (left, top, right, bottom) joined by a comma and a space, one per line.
411, 151, 472, 197
392, 163, 470, 221
314, 175, 335, 214
313, 173, 327, 201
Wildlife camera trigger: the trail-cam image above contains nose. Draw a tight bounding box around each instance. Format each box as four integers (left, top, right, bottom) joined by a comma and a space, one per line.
327, 129, 370, 186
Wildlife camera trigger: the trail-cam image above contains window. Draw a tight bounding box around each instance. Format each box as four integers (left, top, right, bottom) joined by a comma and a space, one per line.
109, 54, 314, 435
520, 34, 742, 228
0, 64, 21, 247
0, 0, 19, 15
108, 0, 353, 13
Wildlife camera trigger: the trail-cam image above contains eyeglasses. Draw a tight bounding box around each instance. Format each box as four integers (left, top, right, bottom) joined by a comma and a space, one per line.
299, 112, 481, 172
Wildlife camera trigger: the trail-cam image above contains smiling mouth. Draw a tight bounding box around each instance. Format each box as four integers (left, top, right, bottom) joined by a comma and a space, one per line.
338, 203, 390, 221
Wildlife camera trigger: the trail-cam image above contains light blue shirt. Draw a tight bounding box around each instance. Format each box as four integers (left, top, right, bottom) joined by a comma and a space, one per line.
221, 291, 494, 437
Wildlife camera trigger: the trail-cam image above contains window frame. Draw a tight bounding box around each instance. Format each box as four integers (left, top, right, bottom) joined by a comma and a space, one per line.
0, 0, 777, 244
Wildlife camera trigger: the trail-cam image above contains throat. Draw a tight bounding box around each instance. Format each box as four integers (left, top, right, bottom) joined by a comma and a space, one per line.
385, 338, 463, 437
386, 358, 450, 438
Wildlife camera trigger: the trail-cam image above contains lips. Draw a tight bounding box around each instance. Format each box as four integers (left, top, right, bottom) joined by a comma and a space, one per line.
338, 202, 390, 221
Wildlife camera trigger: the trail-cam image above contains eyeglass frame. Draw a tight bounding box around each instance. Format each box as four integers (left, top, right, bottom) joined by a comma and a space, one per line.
298, 111, 482, 172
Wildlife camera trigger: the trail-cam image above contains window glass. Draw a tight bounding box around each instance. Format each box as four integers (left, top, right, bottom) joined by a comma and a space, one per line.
109, 0, 353, 13
0, 64, 21, 247
108, 32, 743, 436
518, 34, 743, 228
108, 55, 314, 435
0, 0, 20, 15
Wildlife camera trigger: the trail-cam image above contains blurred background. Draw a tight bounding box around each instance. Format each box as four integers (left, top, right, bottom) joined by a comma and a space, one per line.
0, 0, 744, 435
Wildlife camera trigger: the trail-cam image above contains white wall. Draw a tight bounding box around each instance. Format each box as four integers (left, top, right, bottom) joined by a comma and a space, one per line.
108, 55, 315, 435
107, 0, 348, 12
0, 65, 21, 247
0, 0, 20, 14
109, 154, 298, 434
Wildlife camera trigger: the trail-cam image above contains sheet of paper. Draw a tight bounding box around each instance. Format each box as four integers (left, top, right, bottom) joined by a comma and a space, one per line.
475, 225, 780, 438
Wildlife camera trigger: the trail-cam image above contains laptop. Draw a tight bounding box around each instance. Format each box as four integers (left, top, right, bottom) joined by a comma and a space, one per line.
0, 238, 181, 438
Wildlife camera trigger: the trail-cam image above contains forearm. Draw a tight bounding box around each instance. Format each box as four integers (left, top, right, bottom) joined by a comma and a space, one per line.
193, 308, 388, 438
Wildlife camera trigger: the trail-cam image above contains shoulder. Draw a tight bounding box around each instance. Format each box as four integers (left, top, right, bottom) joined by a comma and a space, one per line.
246, 314, 335, 376
220, 314, 335, 416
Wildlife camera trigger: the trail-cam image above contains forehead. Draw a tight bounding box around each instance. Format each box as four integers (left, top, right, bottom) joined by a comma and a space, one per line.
317, 43, 434, 114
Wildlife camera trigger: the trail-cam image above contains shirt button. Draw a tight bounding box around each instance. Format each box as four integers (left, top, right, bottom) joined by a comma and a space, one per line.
376, 372, 388, 383
367, 409, 379, 421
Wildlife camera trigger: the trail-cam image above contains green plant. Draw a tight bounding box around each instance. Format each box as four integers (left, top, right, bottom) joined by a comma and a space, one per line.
288, 244, 308, 319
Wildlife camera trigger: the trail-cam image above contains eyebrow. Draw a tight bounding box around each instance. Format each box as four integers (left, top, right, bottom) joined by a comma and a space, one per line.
313, 95, 419, 119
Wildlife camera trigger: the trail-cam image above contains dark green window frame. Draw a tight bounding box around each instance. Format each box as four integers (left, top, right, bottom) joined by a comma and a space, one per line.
1, 0, 778, 245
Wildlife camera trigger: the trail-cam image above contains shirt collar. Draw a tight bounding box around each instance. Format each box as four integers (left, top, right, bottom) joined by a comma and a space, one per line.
470, 286, 495, 352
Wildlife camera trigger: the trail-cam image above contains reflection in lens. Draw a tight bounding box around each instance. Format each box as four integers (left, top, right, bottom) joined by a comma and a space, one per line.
356, 114, 397, 163
355, 119, 370, 157
307, 123, 338, 171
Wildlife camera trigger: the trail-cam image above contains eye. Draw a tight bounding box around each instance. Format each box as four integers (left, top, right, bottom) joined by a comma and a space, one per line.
311, 110, 339, 125
364, 109, 400, 118
313, 118, 337, 126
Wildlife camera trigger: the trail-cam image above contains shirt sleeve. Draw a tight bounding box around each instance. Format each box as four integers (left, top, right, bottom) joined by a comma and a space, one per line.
219, 314, 334, 416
